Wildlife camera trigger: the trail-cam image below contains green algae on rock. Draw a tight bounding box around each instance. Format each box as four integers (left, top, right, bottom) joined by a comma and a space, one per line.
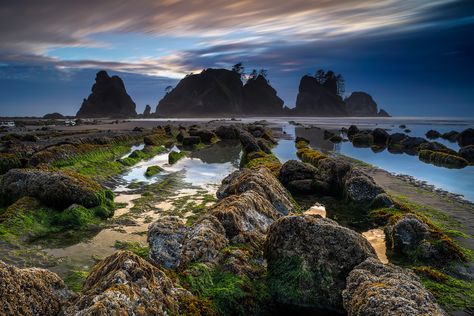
169, 151, 186, 164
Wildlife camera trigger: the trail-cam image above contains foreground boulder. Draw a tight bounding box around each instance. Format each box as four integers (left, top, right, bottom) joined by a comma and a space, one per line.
76, 70, 137, 118
279, 160, 318, 194
0, 260, 74, 315
0, 169, 110, 209
264, 215, 376, 312
217, 167, 295, 215
148, 215, 228, 269
65, 251, 192, 315
385, 215, 429, 256
343, 258, 446, 316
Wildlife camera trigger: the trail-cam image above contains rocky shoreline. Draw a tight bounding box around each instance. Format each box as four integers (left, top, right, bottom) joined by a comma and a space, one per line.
1, 121, 473, 315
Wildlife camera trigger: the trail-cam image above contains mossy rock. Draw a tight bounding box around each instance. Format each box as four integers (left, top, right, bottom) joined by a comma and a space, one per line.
0, 154, 22, 175
169, 151, 186, 164
419, 150, 468, 168
145, 165, 164, 177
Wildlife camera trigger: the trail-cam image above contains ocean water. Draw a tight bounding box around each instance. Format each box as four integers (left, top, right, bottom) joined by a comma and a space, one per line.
270, 117, 474, 202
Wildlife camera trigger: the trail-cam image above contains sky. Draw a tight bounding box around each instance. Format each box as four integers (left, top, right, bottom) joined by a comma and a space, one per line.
0, 0, 473, 117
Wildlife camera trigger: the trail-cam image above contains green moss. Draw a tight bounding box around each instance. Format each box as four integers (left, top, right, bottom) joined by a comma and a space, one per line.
180, 263, 269, 315
244, 152, 281, 175
64, 270, 89, 292
419, 150, 468, 168
113, 240, 149, 258
121, 145, 167, 167
169, 151, 186, 164
296, 145, 328, 166
414, 267, 474, 312
145, 165, 164, 177
53, 205, 96, 229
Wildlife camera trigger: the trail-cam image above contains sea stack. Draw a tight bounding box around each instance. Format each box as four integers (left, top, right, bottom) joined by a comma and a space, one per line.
345, 91, 390, 117
76, 70, 137, 118
294, 75, 346, 116
155, 68, 285, 117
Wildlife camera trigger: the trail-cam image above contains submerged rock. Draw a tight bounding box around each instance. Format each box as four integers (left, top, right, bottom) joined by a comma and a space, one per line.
217, 167, 296, 216
65, 251, 191, 315
343, 258, 446, 316
0, 260, 74, 315
426, 129, 441, 139
0, 169, 109, 209
264, 215, 376, 312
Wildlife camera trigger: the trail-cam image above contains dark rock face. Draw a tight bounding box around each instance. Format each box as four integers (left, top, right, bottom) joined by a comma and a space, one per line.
457, 128, 474, 147
76, 70, 137, 118
294, 75, 346, 116
0, 169, 106, 209
156, 68, 284, 117
344, 91, 378, 116
343, 258, 446, 316
264, 215, 376, 312
441, 130, 459, 142
242, 75, 284, 115
426, 129, 441, 139
43, 112, 65, 119
182, 136, 201, 146
143, 104, 152, 117
189, 128, 216, 143
459, 145, 474, 163
372, 128, 389, 144
215, 125, 240, 139
0, 260, 74, 315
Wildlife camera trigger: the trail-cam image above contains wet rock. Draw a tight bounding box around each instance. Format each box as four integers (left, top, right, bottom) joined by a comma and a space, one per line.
388, 133, 408, 145
457, 128, 474, 147
351, 132, 374, 147
426, 129, 441, 139
343, 169, 384, 203
343, 258, 446, 316
316, 157, 352, 195
0, 169, 108, 209
419, 150, 468, 168
441, 130, 459, 142
176, 130, 186, 143
264, 215, 376, 312
257, 138, 272, 154
287, 179, 316, 194
372, 128, 389, 144
418, 141, 457, 155
279, 160, 317, 186
148, 216, 228, 269
65, 251, 190, 315
0, 260, 74, 315
347, 125, 359, 138
182, 135, 201, 147
459, 145, 474, 163
239, 130, 261, 153
217, 167, 296, 216
189, 129, 216, 143
385, 215, 429, 255
329, 134, 343, 143
369, 193, 394, 209
215, 125, 240, 139
211, 191, 282, 239
399, 136, 428, 152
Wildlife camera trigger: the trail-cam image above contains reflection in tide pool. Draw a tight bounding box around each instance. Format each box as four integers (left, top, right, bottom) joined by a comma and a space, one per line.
272, 119, 474, 201
116, 141, 242, 192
